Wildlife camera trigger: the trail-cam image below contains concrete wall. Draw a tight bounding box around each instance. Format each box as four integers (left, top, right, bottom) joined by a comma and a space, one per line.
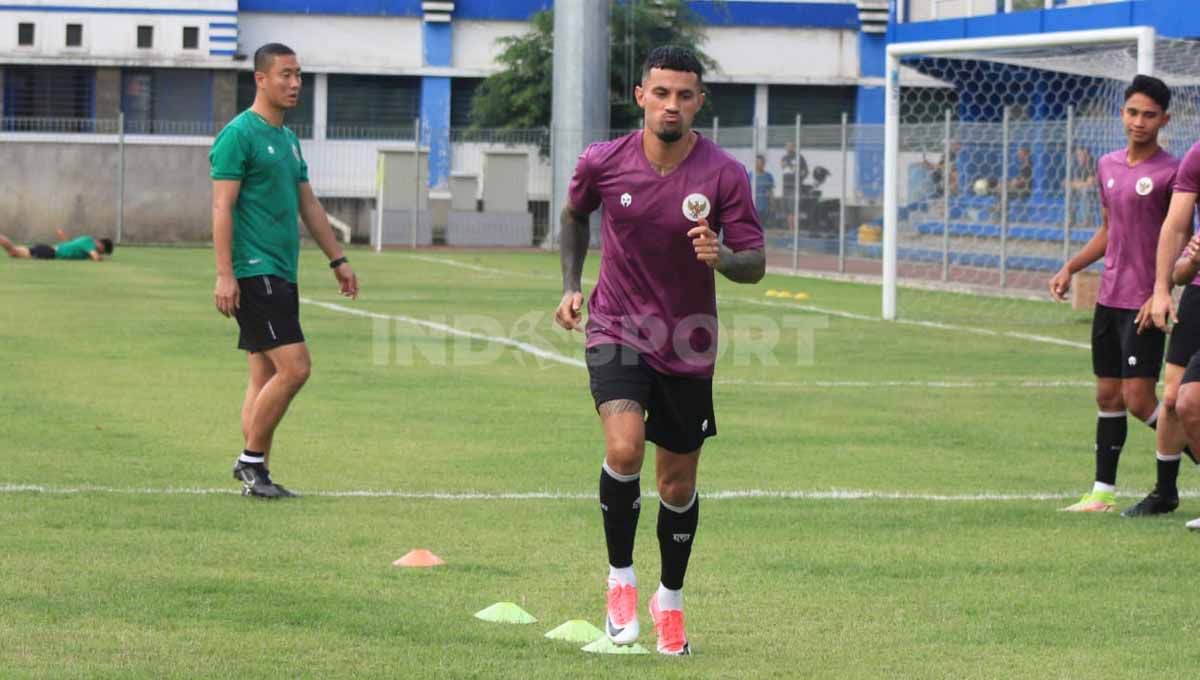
0, 141, 212, 243
95, 67, 120, 119
212, 70, 238, 129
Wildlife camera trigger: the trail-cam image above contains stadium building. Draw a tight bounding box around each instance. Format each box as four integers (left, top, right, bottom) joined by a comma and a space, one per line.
0, 0, 885, 242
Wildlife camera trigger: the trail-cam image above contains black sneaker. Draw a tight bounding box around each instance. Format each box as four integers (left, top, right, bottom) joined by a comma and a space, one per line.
232, 461, 284, 499
1120, 490, 1179, 518
271, 481, 298, 498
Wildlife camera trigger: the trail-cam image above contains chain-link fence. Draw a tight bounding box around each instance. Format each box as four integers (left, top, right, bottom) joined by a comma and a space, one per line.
12, 106, 1190, 302
0, 115, 884, 260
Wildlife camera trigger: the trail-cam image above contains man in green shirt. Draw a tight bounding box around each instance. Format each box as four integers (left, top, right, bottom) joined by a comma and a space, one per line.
211, 42, 359, 499
1, 228, 113, 261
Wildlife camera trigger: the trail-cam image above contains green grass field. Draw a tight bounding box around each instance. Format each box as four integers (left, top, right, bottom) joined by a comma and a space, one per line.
3, 247, 1200, 678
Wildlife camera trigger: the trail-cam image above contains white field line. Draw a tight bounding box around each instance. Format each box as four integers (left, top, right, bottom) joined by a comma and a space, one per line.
716, 379, 1092, 389
303, 297, 1087, 390
300, 297, 585, 369
397, 254, 1089, 351
726, 295, 1090, 350
6, 483, 1195, 501
401, 253, 529, 277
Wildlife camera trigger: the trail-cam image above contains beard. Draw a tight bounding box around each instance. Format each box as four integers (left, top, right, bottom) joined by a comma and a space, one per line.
653, 123, 684, 143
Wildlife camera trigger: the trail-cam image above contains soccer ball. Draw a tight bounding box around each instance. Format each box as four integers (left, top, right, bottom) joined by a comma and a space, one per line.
972, 178, 990, 196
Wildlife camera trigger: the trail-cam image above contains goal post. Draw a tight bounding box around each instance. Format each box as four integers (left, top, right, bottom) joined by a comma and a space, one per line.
882, 27, 1158, 321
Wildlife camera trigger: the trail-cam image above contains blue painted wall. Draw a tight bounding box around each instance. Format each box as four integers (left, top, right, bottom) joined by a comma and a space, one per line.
422, 19, 452, 190
891, 0, 1200, 43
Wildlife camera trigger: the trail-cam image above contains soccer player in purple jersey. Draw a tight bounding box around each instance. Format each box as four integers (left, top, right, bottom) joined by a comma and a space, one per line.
1050, 76, 1180, 514
553, 47, 765, 655
1149, 137, 1200, 525
1169, 233, 1200, 528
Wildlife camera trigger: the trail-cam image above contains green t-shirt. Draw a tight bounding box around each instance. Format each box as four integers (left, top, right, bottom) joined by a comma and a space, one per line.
55, 236, 96, 260
209, 109, 309, 283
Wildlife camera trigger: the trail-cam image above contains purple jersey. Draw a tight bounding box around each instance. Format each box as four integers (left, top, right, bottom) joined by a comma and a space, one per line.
1173, 141, 1200, 286
1096, 147, 1178, 309
568, 131, 764, 377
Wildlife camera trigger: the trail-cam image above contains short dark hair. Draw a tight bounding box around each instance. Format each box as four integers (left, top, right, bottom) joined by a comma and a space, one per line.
254, 43, 296, 74
641, 46, 704, 85
99, 238, 114, 255
1125, 74, 1171, 112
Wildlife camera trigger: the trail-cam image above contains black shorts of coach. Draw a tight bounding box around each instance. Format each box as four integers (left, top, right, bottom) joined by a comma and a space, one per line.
234, 275, 305, 352
586, 343, 715, 454
1092, 303, 1164, 379
1169, 286, 1200, 386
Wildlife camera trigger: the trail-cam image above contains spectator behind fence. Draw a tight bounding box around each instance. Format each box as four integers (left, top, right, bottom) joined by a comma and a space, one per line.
1068, 145, 1099, 227
1009, 145, 1033, 202
754, 154, 775, 224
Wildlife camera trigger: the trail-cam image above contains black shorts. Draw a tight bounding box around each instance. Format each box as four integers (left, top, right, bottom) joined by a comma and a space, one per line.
1168, 286, 1200, 369
29, 244, 55, 259
586, 343, 715, 454
1092, 303, 1164, 379
234, 275, 305, 353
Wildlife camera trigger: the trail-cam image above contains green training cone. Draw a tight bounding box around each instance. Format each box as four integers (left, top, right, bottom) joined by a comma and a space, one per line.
473, 602, 537, 624
544, 619, 605, 643
581, 637, 650, 654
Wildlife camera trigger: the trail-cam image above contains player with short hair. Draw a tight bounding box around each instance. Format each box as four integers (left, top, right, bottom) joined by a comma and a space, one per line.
210, 42, 358, 499
1050, 75, 1181, 513
554, 46, 765, 655
1148, 137, 1200, 524
1, 228, 113, 261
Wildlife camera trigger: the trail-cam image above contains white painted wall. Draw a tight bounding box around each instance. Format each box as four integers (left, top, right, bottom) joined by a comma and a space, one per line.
908, 0, 1121, 22
0, 0, 239, 67
451, 20, 530, 73
239, 13, 423, 75
703, 26, 859, 84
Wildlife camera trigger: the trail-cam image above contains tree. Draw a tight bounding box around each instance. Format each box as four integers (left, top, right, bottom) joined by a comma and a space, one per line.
469, 1, 719, 133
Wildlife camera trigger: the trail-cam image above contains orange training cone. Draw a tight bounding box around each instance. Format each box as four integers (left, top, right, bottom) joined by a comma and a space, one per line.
393, 549, 445, 568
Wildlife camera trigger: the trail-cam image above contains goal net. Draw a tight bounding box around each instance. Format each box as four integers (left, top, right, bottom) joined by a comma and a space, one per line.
882, 28, 1200, 325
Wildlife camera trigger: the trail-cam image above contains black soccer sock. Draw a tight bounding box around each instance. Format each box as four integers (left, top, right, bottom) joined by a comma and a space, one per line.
239, 449, 266, 466
600, 464, 641, 569
657, 491, 699, 591
1095, 411, 1128, 487
1156, 451, 1182, 497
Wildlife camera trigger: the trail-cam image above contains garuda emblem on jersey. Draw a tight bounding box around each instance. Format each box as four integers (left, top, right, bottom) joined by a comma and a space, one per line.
682, 193, 711, 222
1135, 177, 1153, 196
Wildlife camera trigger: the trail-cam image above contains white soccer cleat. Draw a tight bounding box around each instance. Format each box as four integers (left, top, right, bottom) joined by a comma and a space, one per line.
605, 580, 639, 645
1185, 516, 1200, 531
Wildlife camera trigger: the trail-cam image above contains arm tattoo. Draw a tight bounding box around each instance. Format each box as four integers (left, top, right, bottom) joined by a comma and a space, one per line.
560, 206, 591, 293
597, 399, 644, 418
716, 246, 766, 284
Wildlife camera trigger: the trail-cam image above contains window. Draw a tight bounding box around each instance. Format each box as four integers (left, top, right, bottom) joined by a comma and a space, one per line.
65, 23, 82, 47
236, 71, 315, 137
18, 22, 34, 46
3, 66, 95, 131
695, 83, 755, 128
182, 26, 198, 50
137, 25, 153, 49
122, 68, 214, 134
450, 78, 482, 128
327, 74, 420, 139
768, 85, 857, 126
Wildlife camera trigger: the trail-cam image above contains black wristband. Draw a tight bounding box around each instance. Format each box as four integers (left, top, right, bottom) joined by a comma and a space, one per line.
329, 256, 349, 269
